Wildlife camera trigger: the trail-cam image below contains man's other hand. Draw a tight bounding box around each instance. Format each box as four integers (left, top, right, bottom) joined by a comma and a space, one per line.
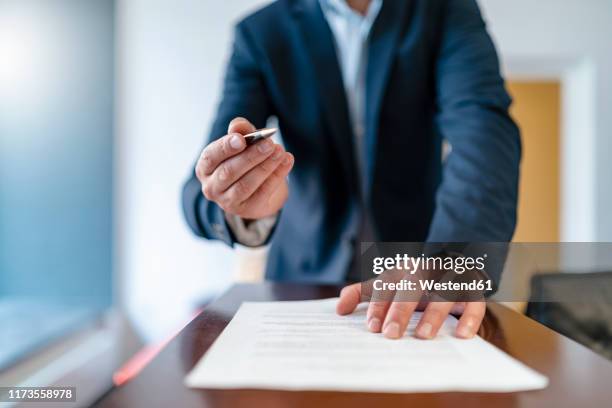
196, 117, 294, 220
336, 282, 486, 340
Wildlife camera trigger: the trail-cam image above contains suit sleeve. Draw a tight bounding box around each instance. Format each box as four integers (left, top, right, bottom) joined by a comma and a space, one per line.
182, 22, 273, 246
426, 0, 520, 283
428, 0, 520, 242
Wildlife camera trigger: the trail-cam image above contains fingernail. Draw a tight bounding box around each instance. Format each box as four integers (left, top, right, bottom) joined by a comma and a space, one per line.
417, 322, 433, 339
368, 318, 381, 332
457, 322, 474, 339
272, 147, 283, 161
283, 154, 293, 166
383, 322, 401, 339
230, 134, 243, 150
257, 140, 273, 153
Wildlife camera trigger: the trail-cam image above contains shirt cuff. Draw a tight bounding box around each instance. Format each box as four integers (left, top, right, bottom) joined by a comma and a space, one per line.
224, 213, 278, 247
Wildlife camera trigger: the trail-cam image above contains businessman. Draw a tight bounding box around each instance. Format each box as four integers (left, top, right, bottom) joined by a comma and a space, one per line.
183, 0, 520, 340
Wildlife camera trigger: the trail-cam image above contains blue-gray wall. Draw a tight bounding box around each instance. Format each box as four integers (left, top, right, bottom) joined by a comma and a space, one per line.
0, 0, 114, 308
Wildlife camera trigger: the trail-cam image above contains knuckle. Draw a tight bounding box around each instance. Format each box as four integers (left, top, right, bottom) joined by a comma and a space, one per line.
256, 180, 273, 196
195, 163, 204, 180
390, 302, 412, 314
219, 162, 232, 181
219, 192, 234, 210
425, 309, 444, 323
221, 136, 233, 157
246, 148, 261, 165
273, 166, 288, 179
368, 302, 387, 313
226, 184, 242, 204
234, 178, 249, 198
202, 182, 214, 200
367, 303, 388, 320
342, 284, 361, 300
200, 150, 215, 173
262, 173, 280, 191
258, 160, 272, 174
203, 150, 213, 164
231, 199, 246, 214
224, 201, 238, 214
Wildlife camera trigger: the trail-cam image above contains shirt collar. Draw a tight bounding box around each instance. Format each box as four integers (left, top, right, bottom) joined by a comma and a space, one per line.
320, 0, 383, 23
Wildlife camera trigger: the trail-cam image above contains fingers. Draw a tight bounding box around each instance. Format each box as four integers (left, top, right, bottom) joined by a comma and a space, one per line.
197, 133, 247, 178
366, 270, 415, 333
336, 283, 362, 315
209, 139, 278, 194
195, 117, 295, 220
196, 118, 257, 179
228, 145, 286, 196
240, 153, 293, 207
366, 279, 395, 333
342, 287, 484, 340
415, 301, 455, 339
382, 298, 419, 339
455, 302, 486, 339
366, 299, 391, 333
219, 147, 291, 213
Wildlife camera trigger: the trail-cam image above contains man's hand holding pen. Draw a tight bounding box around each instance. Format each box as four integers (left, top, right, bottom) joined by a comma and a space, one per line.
196, 117, 294, 220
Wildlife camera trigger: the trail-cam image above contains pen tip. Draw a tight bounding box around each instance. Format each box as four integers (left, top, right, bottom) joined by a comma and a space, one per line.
263, 128, 278, 137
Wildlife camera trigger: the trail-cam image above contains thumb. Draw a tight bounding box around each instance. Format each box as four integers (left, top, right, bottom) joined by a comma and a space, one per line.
228, 117, 256, 135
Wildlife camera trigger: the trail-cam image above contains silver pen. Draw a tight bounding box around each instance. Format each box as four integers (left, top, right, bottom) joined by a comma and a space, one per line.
244, 128, 277, 146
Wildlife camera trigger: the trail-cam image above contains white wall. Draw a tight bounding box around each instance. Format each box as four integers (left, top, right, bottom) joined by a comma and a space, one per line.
478, 0, 612, 242
115, 0, 272, 341
116, 0, 612, 341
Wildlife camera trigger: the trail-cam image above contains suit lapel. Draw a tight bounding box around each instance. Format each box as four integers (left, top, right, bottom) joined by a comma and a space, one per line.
364, 0, 411, 194
292, 0, 360, 196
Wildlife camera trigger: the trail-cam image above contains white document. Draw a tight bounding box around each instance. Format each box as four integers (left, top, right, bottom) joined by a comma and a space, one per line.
186, 298, 548, 393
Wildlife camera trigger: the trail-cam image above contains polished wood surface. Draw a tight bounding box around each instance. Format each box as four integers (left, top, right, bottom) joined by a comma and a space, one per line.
95, 283, 612, 408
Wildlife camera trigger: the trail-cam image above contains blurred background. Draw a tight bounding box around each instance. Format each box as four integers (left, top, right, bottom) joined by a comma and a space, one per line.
1, 0, 611, 405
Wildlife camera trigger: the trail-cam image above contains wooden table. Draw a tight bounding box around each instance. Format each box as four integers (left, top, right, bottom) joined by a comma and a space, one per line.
95, 283, 612, 407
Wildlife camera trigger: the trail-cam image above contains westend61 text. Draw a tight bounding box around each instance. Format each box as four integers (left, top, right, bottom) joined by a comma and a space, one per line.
373, 279, 494, 292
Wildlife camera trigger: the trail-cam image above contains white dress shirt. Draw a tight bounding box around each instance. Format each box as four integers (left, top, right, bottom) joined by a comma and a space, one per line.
226, 0, 382, 247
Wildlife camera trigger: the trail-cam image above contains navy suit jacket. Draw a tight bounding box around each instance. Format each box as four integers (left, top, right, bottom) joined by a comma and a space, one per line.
182, 0, 520, 285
